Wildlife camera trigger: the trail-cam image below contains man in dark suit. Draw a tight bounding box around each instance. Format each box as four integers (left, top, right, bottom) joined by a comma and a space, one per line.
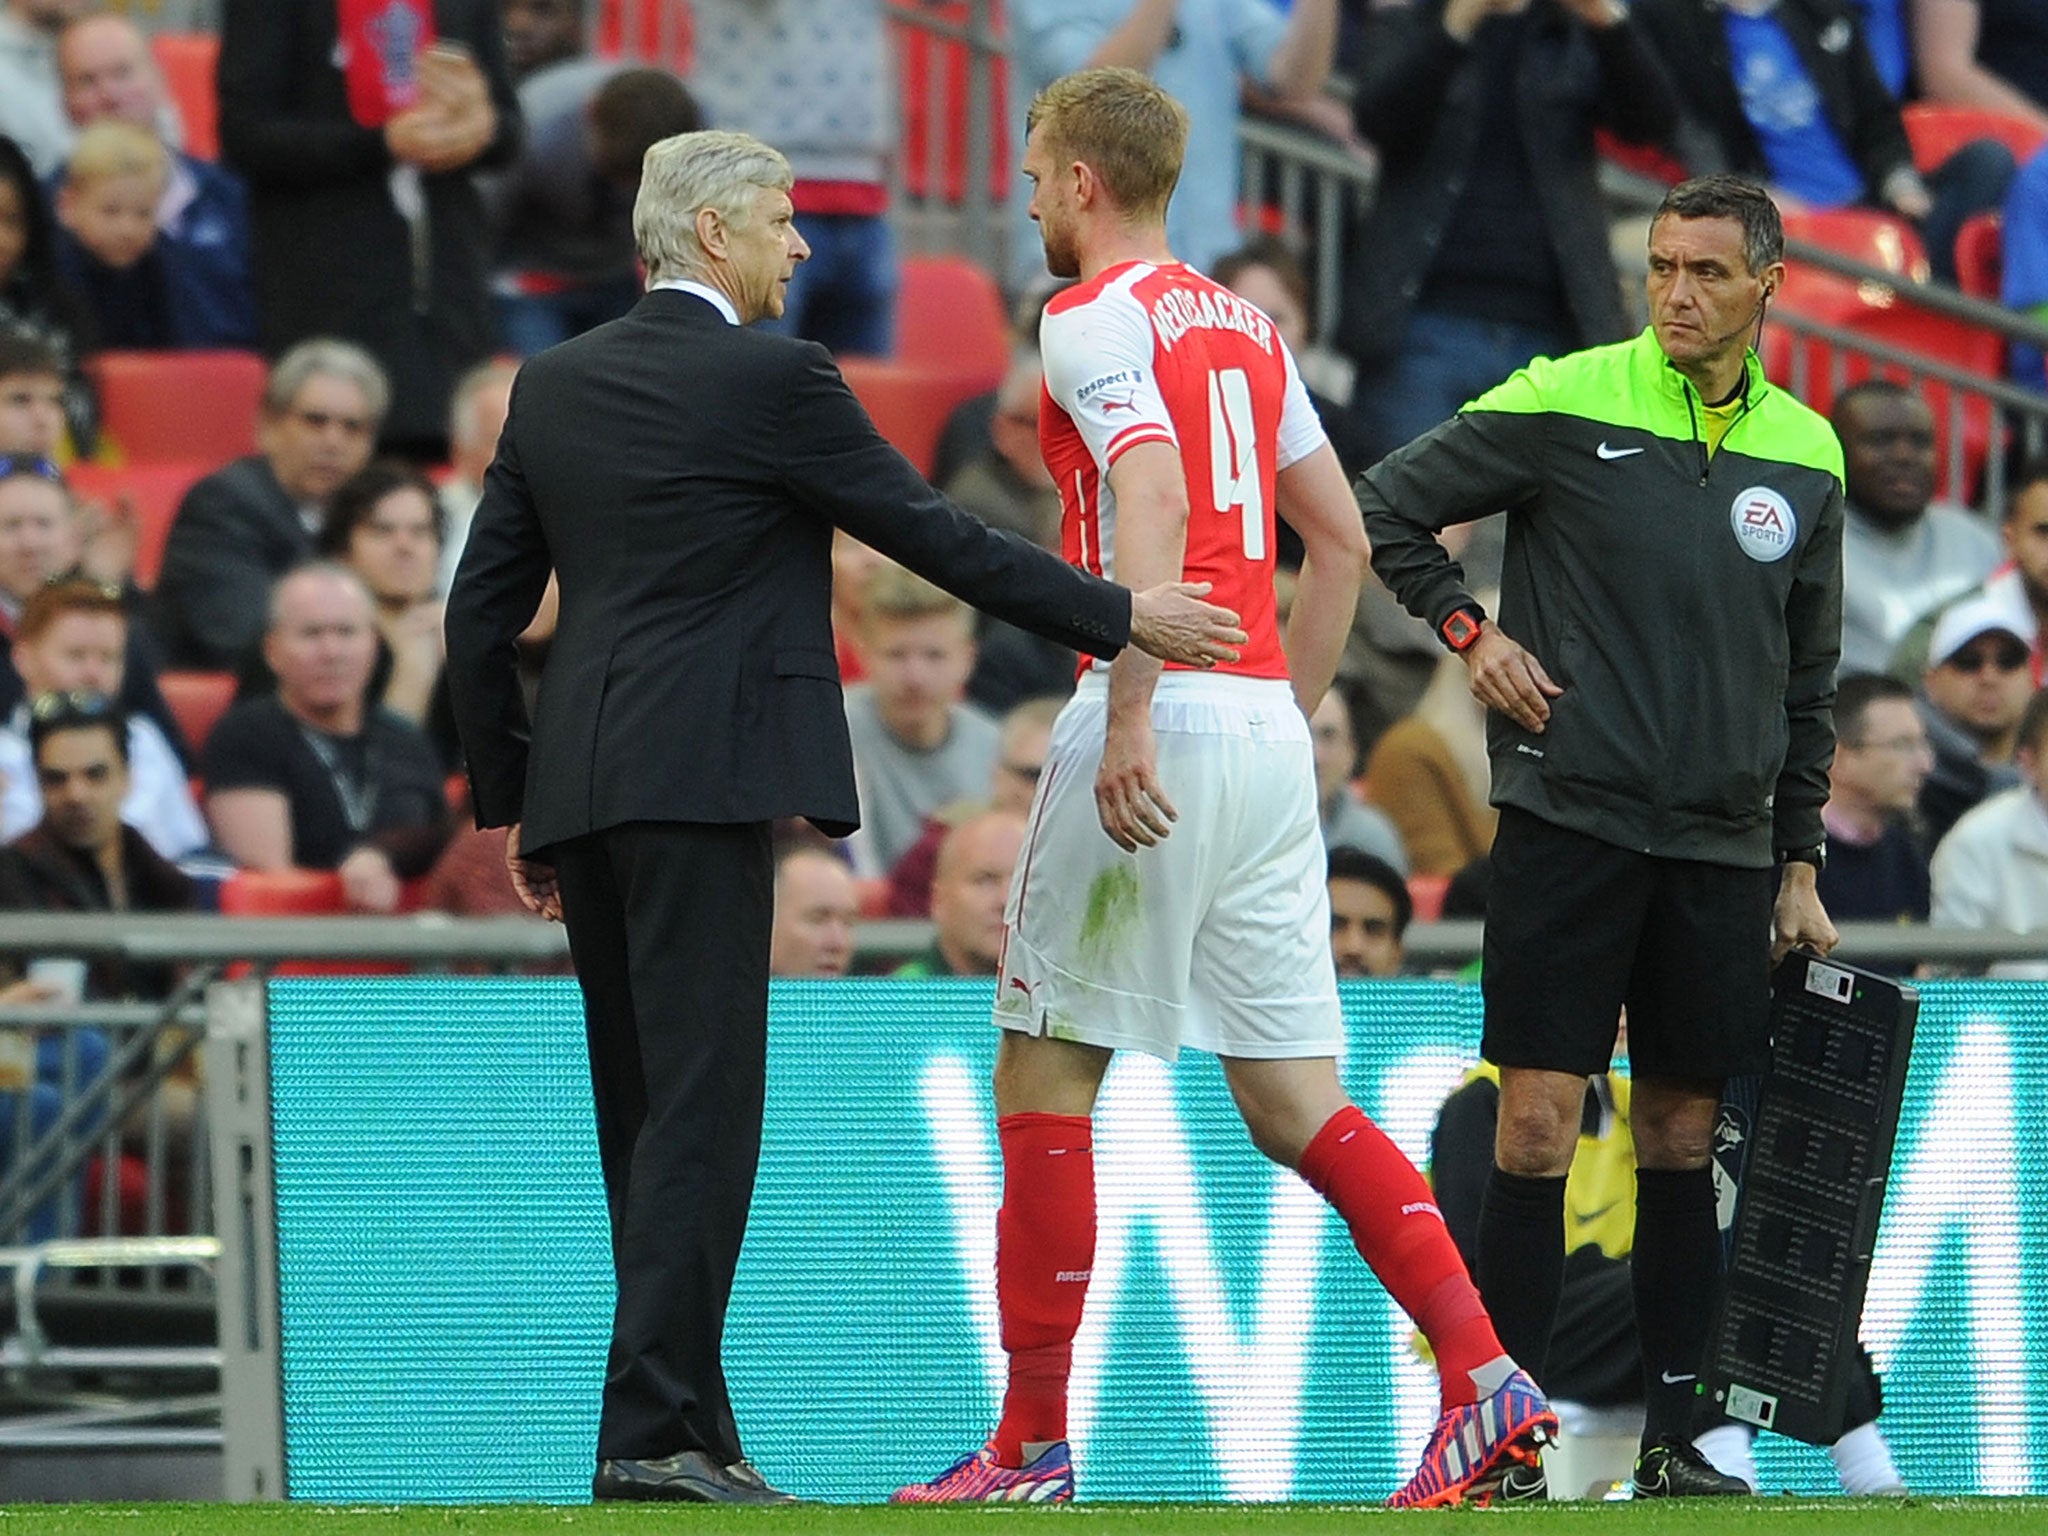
152, 338, 386, 668
444, 127, 1244, 1506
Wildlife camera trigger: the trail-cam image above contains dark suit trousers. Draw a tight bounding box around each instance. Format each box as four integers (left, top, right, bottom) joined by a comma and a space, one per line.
551, 819, 774, 1465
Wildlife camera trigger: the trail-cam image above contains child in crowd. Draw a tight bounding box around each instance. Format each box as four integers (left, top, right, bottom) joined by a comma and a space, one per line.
0, 135, 98, 458
54, 120, 173, 351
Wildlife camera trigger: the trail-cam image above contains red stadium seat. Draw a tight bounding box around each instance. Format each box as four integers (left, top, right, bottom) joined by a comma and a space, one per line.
151, 32, 220, 161
1901, 102, 2048, 178
1406, 873, 1449, 924
62, 459, 210, 587
157, 670, 237, 757
89, 350, 266, 465
893, 254, 1010, 375
897, 0, 1011, 205
219, 867, 347, 916
839, 357, 1003, 479
1954, 212, 2005, 303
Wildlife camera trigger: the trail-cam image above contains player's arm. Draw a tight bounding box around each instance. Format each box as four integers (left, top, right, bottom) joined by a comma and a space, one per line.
1098, 440, 1190, 852
1277, 446, 1369, 719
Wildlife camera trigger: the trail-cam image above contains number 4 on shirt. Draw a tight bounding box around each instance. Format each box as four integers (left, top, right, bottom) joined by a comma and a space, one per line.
1209, 367, 1264, 561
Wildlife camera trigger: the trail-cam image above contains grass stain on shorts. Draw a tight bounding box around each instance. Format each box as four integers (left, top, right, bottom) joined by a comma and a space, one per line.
1080, 862, 1142, 966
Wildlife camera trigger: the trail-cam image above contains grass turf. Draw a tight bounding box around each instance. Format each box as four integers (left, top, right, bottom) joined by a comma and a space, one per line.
0, 1502, 2041, 1536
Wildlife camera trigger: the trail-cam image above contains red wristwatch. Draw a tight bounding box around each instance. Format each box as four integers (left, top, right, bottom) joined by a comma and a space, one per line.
1441, 605, 1486, 653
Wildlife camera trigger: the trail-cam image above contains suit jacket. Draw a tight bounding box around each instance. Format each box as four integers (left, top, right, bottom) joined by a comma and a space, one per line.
446, 288, 1131, 853
153, 455, 313, 669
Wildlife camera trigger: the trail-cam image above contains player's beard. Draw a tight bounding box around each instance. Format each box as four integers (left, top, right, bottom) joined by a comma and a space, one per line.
1039, 219, 1080, 279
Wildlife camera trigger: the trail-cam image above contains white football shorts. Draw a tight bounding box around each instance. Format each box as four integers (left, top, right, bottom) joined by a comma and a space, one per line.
994, 671, 1344, 1060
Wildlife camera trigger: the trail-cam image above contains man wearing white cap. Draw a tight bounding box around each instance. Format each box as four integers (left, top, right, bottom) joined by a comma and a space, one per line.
1917, 589, 2038, 846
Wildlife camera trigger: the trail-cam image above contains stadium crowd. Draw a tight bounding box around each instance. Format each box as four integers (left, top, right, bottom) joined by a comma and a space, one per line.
0, 0, 2037, 958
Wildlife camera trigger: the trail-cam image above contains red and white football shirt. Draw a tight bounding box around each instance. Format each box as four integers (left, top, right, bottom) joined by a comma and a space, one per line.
1038, 259, 1326, 679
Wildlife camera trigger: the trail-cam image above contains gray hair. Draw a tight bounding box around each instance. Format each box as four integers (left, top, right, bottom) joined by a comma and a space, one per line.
1654, 174, 1785, 277
263, 338, 391, 425
447, 356, 520, 453
633, 129, 793, 286
267, 560, 375, 634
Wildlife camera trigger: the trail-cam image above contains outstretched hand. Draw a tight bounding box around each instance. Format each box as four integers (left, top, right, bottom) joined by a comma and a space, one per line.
1129, 581, 1246, 668
505, 824, 563, 922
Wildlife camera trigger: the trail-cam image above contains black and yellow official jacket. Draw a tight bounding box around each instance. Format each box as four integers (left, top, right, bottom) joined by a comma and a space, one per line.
1358, 327, 1844, 869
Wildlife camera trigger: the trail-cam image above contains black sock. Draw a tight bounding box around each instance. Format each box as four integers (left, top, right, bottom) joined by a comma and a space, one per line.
1475, 1167, 1566, 1387
1633, 1165, 1719, 1445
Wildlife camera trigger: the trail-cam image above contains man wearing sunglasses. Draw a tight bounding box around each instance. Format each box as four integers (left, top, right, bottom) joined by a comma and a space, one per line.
1917, 590, 2037, 847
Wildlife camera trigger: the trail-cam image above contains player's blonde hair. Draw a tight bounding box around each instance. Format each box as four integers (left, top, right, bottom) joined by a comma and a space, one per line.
634, 129, 793, 285
64, 119, 168, 191
1025, 67, 1187, 224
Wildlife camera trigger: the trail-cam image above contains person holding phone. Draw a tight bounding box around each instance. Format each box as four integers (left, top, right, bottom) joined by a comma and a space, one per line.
218, 0, 524, 459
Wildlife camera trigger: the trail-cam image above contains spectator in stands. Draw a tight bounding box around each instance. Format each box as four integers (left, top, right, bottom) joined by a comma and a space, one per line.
0, 578, 203, 860
1834, 380, 2002, 676
831, 529, 887, 683
0, 457, 185, 756
1911, 0, 2048, 132
1634, 0, 2012, 284
0, 690, 194, 949
1931, 683, 2048, 928
1010, 1, 1339, 278
689, 0, 895, 354
0, 0, 83, 178
891, 809, 1027, 977
54, 13, 258, 351
200, 563, 449, 912
490, 37, 699, 354
0, 330, 64, 459
1917, 586, 2035, 844
886, 693, 1061, 917
1891, 454, 2048, 679
845, 566, 998, 876
1309, 687, 1408, 870
1339, 0, 1677, 466
438, 355, 516, 592
1213, 236, 1370, 492
1363, 644, 1496, 878
769, 843, 860, 978
52, 120, 177, 350
0, 133, 97, 457
153, 338, 386, 669
318, 460, 445, 727
1328, 845, 1411, 978
1820, 671, 1933, 925
2002, 147, 2048, 391
218, 0, 523, 459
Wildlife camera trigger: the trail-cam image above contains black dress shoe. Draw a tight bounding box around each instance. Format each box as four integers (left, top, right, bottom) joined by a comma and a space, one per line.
725, 1458, 799, 1503
593, 1448, 795, 1504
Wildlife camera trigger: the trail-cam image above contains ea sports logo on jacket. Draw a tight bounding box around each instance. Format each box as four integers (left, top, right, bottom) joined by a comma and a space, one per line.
1730, 486, 1797, 563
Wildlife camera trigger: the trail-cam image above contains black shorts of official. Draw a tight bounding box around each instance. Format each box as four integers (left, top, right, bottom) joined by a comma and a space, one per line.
1480, 806, 1774, 1081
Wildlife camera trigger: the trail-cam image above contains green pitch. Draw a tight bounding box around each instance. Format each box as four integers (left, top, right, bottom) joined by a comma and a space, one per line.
0, 1502, 2043, 1536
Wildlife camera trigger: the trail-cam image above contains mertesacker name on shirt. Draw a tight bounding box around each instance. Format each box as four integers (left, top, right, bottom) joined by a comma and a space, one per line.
1150, 286, 1275, 353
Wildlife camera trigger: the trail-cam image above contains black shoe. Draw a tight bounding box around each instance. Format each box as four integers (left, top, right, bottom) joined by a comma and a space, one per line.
1496, 1458, 1549, 1502
725, 1458, 800, 1504
1632, 1437, 1751, 1498
594, 1449, 796, 1504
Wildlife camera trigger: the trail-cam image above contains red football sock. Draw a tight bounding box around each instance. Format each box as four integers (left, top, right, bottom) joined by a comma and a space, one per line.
1298, 1104, 1503, 1408
991, 1111, 1095, 1466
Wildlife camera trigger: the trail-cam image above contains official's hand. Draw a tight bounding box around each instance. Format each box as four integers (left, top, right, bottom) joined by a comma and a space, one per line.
1461, 622, 1563, 732
505, 823, 563, 922
1128, 581, 1246, 669
1095, 714, 1176, 852
337, 845, 402, 914
1771, 861, 1837, 965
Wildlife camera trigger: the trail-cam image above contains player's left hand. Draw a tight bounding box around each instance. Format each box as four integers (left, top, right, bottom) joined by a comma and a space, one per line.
506, 823, 564, 922
1771, 862, 1837, 964
1095, 717, 1176, 852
